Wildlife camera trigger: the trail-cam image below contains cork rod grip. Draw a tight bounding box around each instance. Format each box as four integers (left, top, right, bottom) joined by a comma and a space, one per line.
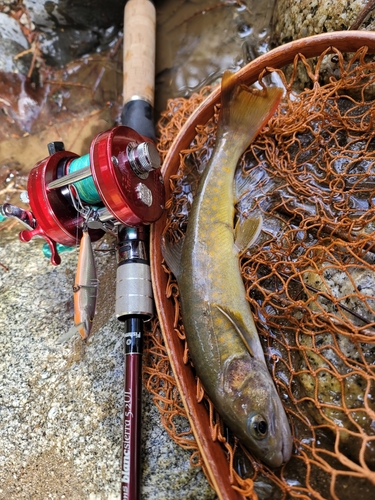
123, 0, 156, 106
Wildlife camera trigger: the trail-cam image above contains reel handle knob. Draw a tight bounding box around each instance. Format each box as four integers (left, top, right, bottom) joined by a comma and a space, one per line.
0, 203, 62, 265
20, 225, 61, 265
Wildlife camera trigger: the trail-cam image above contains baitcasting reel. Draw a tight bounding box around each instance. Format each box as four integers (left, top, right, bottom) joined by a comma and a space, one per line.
1, 126, 165, 265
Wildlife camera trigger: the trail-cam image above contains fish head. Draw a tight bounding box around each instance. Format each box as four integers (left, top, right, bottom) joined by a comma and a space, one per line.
222, 355, 293, 468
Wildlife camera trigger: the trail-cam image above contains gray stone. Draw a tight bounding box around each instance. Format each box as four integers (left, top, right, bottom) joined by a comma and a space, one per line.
0, 12, 30, 74
0, 232, 216, 499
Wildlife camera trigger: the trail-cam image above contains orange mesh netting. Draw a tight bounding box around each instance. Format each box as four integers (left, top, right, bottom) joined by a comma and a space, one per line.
143, 46, 375, 499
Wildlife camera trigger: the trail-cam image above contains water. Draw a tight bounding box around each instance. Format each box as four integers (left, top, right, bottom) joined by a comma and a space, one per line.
155, 0, 276, 114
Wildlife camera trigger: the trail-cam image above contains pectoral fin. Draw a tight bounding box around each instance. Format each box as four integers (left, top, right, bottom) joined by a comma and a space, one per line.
215, 304, 254, 357
234, 215, 263, 254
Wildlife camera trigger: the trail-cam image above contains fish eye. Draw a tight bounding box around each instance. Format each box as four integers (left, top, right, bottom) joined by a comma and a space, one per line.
248, 413, 268, 439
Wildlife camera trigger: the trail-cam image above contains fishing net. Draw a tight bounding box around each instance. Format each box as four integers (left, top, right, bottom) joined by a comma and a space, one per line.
143, 45, 375, 499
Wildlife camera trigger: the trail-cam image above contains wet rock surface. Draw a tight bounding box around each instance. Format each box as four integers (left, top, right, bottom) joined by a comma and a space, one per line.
24, 0, 124, 66
0, 12, 31, 74
272, 0, 372, 45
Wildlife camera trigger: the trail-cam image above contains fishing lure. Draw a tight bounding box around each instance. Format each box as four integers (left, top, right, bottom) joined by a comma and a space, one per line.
57, 229, 98, 343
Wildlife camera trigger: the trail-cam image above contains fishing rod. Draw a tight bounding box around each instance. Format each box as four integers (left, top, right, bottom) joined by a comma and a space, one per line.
0, 1, 164, 498
118, 1, 158, 499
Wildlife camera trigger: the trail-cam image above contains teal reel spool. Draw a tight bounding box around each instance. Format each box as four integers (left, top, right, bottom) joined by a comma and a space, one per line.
68, 154, 101, 205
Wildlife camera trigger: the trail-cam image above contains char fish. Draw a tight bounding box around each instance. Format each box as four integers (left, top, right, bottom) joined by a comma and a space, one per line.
163, 71, 293, 467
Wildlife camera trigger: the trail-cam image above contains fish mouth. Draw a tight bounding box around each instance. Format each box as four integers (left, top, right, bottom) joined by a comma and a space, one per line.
263, 429, 293, 468
264, 449, 284, 468
281, 430, 293, 463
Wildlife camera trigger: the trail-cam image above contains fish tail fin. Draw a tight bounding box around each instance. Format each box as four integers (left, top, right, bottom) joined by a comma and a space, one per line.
218, 71, 283, 149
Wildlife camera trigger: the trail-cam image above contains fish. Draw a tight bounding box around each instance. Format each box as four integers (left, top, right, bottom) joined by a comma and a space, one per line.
57, 230, 98, 343
162, 71, 293, 467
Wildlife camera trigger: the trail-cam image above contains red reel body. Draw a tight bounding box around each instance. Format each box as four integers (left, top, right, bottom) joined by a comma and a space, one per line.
91, 126, 164, 226
17, 126, 165, 265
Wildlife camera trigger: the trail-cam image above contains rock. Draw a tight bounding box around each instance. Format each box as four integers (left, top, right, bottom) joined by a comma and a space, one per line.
24, 0, 124, 67
0, 233, 216, 499
272, 0, 370, 46
0, 12, 31, 74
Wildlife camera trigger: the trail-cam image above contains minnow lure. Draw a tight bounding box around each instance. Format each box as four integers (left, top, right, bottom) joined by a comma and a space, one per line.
57, 230, 98, 343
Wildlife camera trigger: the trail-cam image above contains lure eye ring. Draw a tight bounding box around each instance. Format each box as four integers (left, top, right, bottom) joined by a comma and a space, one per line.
248, 413, 268, 440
